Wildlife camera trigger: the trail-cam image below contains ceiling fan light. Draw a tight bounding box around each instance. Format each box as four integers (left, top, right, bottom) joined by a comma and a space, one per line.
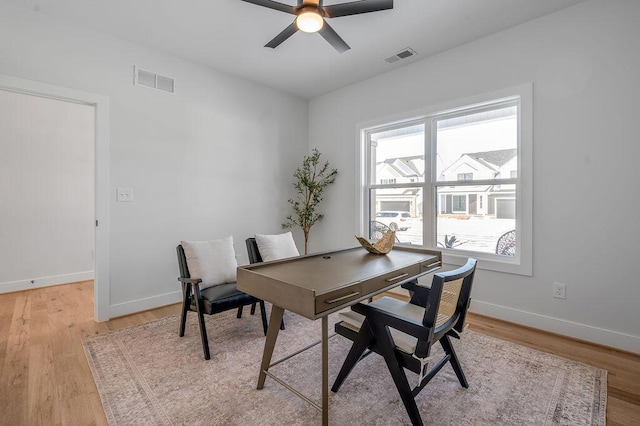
296, 10, 324, 33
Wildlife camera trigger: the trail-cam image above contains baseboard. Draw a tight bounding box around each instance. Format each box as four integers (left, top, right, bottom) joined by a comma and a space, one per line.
109, 290, 182, 319
0, 271, 95, 294
470, 299, 640, 355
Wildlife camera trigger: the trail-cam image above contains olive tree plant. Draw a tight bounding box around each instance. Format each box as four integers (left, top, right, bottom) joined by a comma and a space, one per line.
282, 148, 338, 254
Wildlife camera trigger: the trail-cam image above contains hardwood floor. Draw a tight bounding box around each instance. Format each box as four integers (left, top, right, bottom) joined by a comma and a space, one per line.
1, 281, 638, 425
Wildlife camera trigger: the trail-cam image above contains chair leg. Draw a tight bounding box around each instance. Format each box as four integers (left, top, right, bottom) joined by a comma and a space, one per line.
237, 306, 244, 319
196, 310, 211, 360
440, 335, 468, 388
280, 319, 285, 330
192, 287, 211, 360
372, 321, 424, 426
331, 319, 375, 392
178, 284, 191, 337
250, 302, 257, 315
259, 301, 268, 335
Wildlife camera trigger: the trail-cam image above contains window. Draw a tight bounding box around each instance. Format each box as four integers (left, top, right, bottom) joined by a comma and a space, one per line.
360, 85, 532, 275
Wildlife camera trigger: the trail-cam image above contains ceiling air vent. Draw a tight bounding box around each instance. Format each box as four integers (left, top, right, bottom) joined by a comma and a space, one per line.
385, 48, 417, 64
133, 66, 175, 94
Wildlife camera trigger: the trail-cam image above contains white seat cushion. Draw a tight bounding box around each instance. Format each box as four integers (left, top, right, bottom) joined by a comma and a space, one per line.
339, 297, 425, 355
255, 232, 300, 261
181, 236, 238, 289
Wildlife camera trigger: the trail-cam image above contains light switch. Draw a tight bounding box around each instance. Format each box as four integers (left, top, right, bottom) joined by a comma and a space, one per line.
116, 188, 134, 202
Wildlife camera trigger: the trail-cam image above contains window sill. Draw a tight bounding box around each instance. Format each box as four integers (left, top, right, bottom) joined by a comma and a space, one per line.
440, 249, 532, 276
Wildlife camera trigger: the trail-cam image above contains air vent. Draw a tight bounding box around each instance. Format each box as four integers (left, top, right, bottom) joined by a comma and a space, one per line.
385, 48, 417, 64
134, 66, 175, 94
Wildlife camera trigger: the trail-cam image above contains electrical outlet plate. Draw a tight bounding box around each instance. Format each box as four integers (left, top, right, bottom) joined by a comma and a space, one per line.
116, 188, 134, 202
553, 282, 566, 299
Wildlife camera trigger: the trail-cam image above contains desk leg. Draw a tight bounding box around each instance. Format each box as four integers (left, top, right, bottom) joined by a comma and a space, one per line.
322, 315, 328, 426
257, 305, 285, 389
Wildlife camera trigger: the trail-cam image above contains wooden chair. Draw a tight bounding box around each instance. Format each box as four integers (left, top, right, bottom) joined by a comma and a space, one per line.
332, 258, 477, 426
245, 237, 285, 330
177, 244, 268, 360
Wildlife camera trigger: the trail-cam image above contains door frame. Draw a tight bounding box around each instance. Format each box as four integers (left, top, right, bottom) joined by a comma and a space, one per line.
0, 74, 110, 321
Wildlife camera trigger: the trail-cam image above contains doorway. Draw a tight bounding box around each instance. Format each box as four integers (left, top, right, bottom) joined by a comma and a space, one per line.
0, 88, 95, 290
0, 74, 110, 321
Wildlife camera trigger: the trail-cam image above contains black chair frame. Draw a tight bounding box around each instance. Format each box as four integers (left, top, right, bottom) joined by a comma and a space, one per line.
332, 258, 477, 426
177, 244, 268, 360
245, 237, 285, 330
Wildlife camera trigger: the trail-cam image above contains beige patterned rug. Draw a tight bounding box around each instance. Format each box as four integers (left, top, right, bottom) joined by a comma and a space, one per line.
83, 309, 606, 425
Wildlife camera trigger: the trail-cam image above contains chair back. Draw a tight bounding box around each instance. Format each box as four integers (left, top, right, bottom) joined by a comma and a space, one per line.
416, 258, 476, 356
176, 245, 191, 279
496, 230, 516, 256
369, 220, 401, 243
369, 221, 391, 240
424, 258, 476, 332
245, 238, 263, 264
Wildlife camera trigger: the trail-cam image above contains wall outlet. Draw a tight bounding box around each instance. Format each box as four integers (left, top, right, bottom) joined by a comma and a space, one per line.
116, 187, 134, 202
553, 282, 566, 299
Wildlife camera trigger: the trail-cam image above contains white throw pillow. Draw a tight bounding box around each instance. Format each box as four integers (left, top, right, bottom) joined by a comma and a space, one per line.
255, 232, 300, 262
181, 236, 238, 289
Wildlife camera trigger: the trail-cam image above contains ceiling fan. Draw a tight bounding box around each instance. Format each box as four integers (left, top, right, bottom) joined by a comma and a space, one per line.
240, 0, 394, 53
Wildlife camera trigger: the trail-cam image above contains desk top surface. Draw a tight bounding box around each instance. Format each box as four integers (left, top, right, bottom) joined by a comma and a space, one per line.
237, 246, 441, 319
240, 246, 436, 293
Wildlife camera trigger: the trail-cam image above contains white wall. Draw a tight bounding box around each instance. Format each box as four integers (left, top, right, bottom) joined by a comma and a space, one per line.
308, 0, 640, 353
0, 90, 95, 290
0, 4, 308, 316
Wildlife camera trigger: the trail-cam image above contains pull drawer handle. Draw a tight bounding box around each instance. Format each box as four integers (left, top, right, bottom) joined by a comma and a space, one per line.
385, 272, 409, 282
326, 291, 360, 304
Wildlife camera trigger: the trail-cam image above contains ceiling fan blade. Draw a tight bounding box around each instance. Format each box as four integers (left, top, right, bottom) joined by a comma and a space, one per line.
318, 21, 350, 53
239, 0, 297, 15
322, 0, 393, 18
265, 21, 299, 48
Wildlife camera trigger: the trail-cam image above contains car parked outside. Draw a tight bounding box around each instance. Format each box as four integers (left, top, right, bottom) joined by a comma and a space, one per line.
375, 211, 414, 231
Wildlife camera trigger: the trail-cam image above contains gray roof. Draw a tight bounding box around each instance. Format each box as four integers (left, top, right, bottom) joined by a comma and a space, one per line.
380, 149, 516, 177
465, 148, 517, 168
381, 156, 423, 177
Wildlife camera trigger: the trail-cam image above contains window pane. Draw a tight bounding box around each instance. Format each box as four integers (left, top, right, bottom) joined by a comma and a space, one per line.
436, 106, 517, 182
436, 184, 515, 255
370, 124, 424, 185
370, 187, 423, 245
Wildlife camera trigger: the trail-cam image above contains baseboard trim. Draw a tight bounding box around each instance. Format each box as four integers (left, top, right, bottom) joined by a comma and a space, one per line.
470, 299, 640, 354
109, 290, 182, 319
0, 271, 95, 294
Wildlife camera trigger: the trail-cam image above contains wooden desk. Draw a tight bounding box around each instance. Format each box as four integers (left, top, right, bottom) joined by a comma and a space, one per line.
237, 246, 441, 425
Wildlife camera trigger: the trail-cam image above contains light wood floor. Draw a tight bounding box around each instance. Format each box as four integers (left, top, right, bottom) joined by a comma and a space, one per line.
1, 281, 639, 425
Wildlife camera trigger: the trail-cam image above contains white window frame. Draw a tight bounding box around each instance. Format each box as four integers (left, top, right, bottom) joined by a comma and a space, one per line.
356, 84, 532, 276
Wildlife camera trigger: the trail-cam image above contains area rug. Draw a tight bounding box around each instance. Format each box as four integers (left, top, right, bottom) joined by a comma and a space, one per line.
83, 309, 606, 425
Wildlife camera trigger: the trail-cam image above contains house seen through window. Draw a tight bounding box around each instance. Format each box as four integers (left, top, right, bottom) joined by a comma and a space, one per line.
363, 94, 525, 263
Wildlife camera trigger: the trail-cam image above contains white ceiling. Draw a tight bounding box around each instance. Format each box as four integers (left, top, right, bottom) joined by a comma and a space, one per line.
5, 0, 585, 99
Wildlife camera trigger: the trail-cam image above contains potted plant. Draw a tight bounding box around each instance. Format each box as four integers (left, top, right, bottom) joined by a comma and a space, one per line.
282, 148, 337, 254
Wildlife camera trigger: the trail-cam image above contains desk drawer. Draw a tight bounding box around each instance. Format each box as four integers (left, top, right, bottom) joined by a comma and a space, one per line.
420, 259, 441, 274
316, 283, 362, 314
361, 263, 421, 296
